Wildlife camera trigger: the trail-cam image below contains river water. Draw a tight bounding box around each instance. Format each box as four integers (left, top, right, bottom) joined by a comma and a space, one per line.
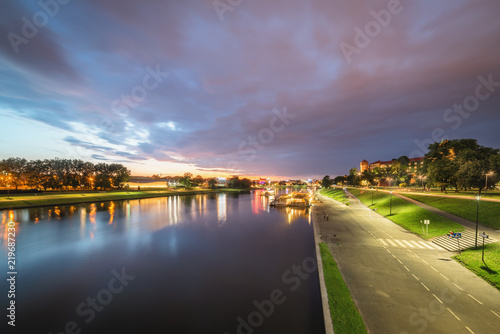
1, 190, 324, 334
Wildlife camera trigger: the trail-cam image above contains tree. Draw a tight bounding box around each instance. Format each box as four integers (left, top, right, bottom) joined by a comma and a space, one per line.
192, 175, 205, 187
321, 175, 333, 188
207, 178, 217, 189
424, 139, 498, 193
180, 172, 193, 187
333, 175, 345, 185
397, 155, 410, 167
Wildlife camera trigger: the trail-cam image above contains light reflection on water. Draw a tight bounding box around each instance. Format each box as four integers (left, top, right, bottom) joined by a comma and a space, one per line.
0, 191, 323, 334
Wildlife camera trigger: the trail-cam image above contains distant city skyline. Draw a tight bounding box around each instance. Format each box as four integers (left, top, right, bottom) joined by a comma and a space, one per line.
1, 0, 499, 179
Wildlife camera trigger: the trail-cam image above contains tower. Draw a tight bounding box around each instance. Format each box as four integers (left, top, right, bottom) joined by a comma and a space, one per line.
360, 160, 369, 173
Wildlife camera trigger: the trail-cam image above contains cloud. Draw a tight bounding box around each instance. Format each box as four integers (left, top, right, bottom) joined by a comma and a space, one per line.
1, 0, 500, 177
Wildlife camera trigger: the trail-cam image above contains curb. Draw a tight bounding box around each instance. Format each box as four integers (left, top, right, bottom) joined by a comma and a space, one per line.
312, 206, 335, 334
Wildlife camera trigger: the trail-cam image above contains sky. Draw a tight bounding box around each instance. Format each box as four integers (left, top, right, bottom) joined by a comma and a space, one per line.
1, 0, 499, 179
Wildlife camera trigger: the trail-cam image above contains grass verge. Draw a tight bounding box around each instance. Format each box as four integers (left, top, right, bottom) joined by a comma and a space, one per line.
402, 194, 500, 230
0, 189, 249, 210
453, 242, 500, 290
347, 188, 463, 239
319, 243, 367, 334
320, 188, 350, 205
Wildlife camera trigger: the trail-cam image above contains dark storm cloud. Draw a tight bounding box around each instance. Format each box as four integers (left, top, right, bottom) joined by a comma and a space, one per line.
2, 0, 500, 177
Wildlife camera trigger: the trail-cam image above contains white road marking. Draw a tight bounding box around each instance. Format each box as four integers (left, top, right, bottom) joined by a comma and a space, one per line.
387, 239, 397, 247
421, 282, 430, 291
392, 254, 397, 259
379, 239, 388, 246
421, 259, 429, 265
397, 259, 403, 265
452, 283, 463, 291
466, 326, 475, 334
432, 294, 443, 304
447, 308, 461, 321
386, 248, 391, 254
467, 294, 483, 305
394, 240, 406, 248
420, 242, 435, 250
411, 241, 425, 249
430, 266, 438, 272
402, 240, 415, 248
440, 273, 450, 281
491, 310, 500, 319
404, 265, 410, 272
412, 274, 419, 281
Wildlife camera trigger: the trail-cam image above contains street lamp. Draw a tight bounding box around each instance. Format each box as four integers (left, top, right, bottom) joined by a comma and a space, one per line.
371, 187, 374, 206
475, 194, 480, 249
388, 178, 393, 188
7, 176, 12, 199
390, 191, 393, 215
418, 175, 426, 190
482, 171, 493, 194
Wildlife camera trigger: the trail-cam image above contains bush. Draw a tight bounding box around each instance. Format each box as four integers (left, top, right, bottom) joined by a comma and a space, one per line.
399, 183, 407, 188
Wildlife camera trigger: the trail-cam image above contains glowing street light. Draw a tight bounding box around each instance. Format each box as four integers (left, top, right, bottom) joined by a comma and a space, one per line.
482, 171, 493, 193
418, 175, 426, 190
475, 194, 481, 249
371, 187, 374, 206
387, 178, 393, 188
7, 175, 12, 199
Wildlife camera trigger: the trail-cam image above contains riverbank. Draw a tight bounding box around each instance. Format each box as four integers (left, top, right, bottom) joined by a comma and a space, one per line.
0, 188, 250, 210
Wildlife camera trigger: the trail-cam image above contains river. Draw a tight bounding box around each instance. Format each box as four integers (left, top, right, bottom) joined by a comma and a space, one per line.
1, 189, 325, 333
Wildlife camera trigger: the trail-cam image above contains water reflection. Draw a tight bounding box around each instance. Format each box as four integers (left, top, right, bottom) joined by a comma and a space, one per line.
1, 211, 18, 246
0, 193, 323, 333
217, 193, 227, 225
108, 201, 115, 225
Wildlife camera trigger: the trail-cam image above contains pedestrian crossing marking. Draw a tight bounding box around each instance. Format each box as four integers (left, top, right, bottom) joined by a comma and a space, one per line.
378, 239, 442, 250
387, 239, 397, 247
394, 240, 406, 248
411, 241, 425, 249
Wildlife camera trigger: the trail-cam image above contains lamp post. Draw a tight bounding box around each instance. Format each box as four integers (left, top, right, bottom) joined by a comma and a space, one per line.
7, 176, 12, 199
390, 191, 393, 215
371, 187, 374, 206
475, 194, 480, 249
480, 232, 489, 263
419, 175, 426, 190
388, 178, 392, 188
482, 171, 493, 194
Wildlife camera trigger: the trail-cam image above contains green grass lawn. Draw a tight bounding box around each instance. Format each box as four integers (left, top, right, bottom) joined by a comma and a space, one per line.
406, 188, 500, 199
320, 188, 350, 205
347, 188, 464, 239
453, 242, 500, 290
0, 188, 248, 210
403, 194, 500, 230
319, 243, 367, 334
